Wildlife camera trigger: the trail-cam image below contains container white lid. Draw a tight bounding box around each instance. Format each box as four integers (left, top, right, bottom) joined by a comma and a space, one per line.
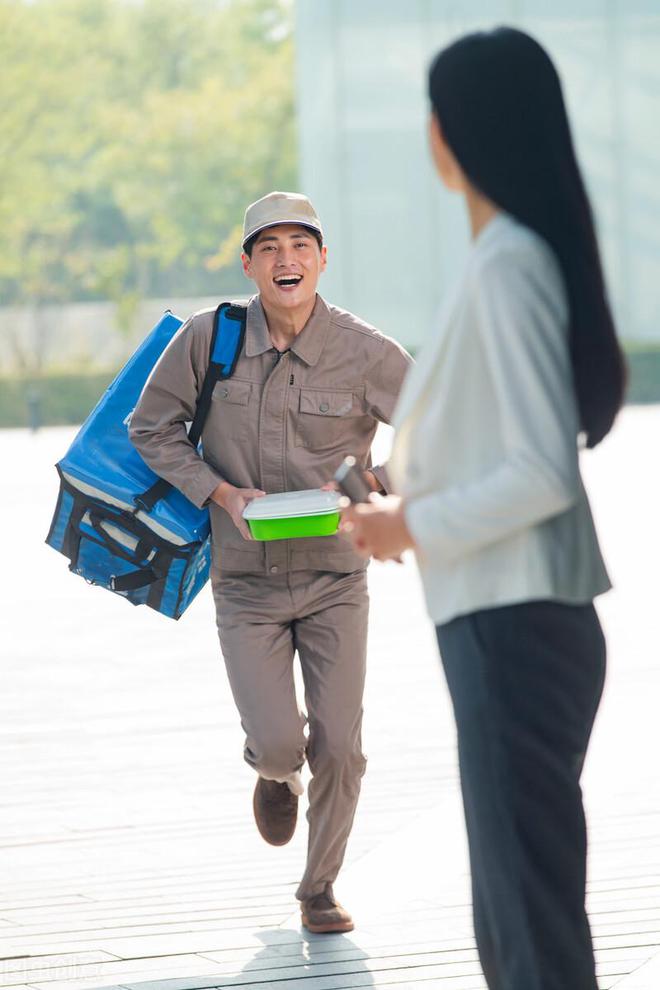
242, 489, 342, 521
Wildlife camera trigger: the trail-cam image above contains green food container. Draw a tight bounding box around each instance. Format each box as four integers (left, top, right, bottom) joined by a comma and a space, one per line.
242, 489, 342, 541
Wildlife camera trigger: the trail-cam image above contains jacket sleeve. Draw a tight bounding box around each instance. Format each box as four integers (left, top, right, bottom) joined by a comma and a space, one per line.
404, 249, 580, 562
129, 314, 226, 509
365, 336, 414, 493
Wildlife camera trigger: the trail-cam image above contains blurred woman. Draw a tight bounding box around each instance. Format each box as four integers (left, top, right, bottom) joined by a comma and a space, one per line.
343, 27, 626, 990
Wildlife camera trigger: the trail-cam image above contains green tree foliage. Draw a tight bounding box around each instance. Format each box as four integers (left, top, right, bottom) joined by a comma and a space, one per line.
0, 0, 296, 313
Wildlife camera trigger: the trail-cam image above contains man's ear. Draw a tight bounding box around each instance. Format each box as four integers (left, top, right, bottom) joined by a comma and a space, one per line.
320, 245, 328, 273
241, 252, 253, 279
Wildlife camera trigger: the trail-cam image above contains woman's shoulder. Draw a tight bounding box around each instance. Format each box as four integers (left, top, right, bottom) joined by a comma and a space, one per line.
469, 213, 567, 318
472, 213, 562, 284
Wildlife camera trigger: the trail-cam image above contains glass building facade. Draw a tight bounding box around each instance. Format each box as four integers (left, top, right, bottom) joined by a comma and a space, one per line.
295, 1, 660, 350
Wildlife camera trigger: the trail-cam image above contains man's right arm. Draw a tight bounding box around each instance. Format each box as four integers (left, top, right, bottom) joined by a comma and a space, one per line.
129, 313, 263, 538
129, 314, 226, 510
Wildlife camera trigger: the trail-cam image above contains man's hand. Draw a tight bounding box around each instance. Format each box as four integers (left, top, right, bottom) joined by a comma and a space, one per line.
210, 481, 265, 540
364, 469, 384, 494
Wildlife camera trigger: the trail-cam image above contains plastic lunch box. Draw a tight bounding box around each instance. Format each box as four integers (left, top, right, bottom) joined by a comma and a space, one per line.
242, 489, 342, 541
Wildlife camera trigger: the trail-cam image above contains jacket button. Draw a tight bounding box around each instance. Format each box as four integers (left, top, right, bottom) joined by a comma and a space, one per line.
269, 565, 279, 574
220, 387, 229, 397
319, 402, 329, 413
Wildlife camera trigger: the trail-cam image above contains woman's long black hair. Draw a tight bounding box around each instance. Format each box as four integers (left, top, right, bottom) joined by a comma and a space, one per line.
429, 27, 626, 447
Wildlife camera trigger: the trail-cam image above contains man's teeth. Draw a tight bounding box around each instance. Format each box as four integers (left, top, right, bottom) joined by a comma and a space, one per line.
275, 276, 302, 286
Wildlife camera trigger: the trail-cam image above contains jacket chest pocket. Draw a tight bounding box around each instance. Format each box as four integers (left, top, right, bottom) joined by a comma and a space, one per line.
210, 379, 252, 440
295, 388, 360, 450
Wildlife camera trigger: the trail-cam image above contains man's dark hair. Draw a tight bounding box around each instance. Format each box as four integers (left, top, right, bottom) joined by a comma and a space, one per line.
243, 226, 323, 259
429, 27, 626, 448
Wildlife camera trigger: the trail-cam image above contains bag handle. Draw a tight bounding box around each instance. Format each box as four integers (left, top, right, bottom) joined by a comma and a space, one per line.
89, 512, 152, 565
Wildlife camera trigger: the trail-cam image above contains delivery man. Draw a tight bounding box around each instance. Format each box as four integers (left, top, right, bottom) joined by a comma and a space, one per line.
130, 191, 412, 933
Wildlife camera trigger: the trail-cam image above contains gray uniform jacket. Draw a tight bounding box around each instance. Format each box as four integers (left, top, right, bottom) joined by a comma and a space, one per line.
130, 294, 413, 576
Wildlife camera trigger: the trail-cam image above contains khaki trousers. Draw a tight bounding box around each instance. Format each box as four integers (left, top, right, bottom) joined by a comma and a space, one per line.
212, 568, 369, 901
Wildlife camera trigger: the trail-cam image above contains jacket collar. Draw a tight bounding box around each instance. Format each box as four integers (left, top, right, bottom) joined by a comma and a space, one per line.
244, 296, 272, 357
245, 294, 331, 366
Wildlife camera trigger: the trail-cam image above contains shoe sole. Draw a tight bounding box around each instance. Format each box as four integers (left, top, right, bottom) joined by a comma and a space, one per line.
252, 787, 297, 846
301, 914, 354, 934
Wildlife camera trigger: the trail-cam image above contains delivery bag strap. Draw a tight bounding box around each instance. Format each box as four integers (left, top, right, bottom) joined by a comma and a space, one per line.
88, 511, 153, 565
62, 498, 162, 582
111, 567, 159, 592
134, 302, 247, 514
86, 505, 176, 593
63, 498, 88, 570
110, 549, 174, 596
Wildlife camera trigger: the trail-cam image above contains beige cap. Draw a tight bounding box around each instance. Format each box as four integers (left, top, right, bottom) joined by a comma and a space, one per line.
242, 191, 323, 248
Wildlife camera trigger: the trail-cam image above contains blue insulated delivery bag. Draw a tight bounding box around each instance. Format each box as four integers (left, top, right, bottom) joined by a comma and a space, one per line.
46, 303, 246, 619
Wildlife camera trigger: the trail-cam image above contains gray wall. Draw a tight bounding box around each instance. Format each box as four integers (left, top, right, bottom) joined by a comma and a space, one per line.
295, 1, 660, 349
0, 297, 221, 375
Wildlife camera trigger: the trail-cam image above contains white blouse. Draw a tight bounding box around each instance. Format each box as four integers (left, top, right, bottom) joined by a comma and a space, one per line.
389, 212, 611, 625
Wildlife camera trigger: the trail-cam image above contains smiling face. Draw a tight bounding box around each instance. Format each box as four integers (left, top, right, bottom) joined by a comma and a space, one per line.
241, 224, 327, 318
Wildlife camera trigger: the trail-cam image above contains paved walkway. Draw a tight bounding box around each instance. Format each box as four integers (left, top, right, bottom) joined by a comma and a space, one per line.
0, 407, 658, 990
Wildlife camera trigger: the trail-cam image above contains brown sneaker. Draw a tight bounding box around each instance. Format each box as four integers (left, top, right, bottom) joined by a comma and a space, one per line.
301, 886, 354, 933
252, 777, 298, 846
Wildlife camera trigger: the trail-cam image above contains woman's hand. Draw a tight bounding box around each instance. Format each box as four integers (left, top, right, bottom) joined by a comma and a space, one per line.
340, 494, 415, 561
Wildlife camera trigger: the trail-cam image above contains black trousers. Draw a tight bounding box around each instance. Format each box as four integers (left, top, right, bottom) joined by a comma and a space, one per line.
436, 600, 606, 990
